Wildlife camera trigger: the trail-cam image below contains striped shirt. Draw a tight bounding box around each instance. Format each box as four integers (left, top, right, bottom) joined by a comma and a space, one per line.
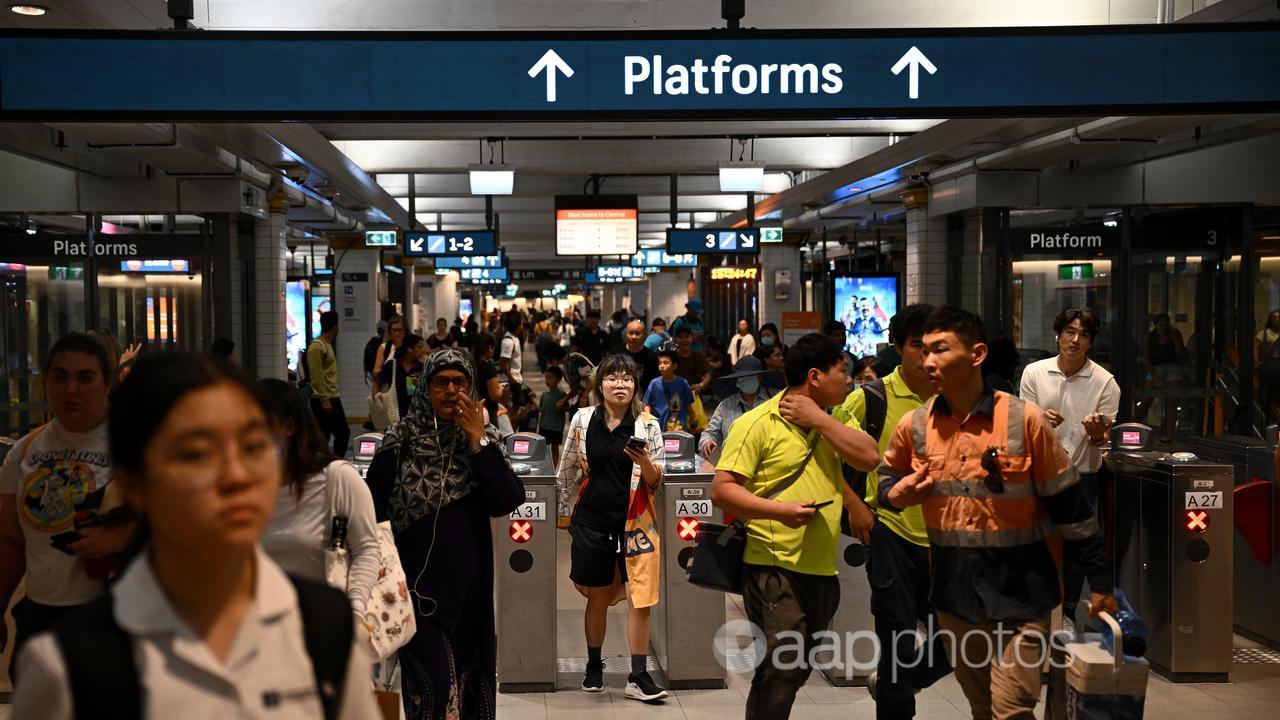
878, 385, 1112, 623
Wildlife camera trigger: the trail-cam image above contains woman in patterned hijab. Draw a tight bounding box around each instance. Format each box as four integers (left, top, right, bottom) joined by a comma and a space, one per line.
367, 347, 524, 720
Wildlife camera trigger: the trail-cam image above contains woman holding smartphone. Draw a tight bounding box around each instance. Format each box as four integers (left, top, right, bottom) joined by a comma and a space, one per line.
555, 354, 667, 702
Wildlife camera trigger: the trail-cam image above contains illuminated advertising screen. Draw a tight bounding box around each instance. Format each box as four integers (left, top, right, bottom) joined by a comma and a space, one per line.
555, 195, 638, 256
831, 274, 900, 359
459, 298, 473, 323
285, 280, 308, 373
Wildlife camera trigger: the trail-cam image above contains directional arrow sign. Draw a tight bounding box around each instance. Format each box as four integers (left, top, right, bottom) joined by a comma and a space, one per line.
891, 46, 937, 100
405, 230, 498, 257
528, 48, 574, 103
4, 27, 1279, 118
667, 228, 761, 255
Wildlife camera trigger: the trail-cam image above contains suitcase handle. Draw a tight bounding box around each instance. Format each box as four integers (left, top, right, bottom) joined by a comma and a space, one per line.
1083, 601, 1124, 671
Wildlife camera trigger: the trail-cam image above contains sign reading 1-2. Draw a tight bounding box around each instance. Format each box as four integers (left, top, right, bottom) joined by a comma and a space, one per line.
405, 230, 498, 257
667, 228, 760, 255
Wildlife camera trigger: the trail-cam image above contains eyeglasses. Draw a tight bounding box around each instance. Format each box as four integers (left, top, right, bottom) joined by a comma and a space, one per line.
429, 375, 470, 391
162, 436, 281, 488
981, 447, 1004, 494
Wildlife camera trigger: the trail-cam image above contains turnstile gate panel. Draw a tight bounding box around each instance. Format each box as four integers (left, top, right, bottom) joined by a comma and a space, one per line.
495, 434, 558, 693
1186, 434, 1280, 649
1106, 450, 1233, 681
820, 536, 877, 686
350, 432, 383, 479
651, 436, 726, 690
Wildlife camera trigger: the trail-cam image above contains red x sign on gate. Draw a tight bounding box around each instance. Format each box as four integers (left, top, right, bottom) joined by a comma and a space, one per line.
678, 517, 700, 541
510, 520, 533, 543
1185, 510, 1209, 533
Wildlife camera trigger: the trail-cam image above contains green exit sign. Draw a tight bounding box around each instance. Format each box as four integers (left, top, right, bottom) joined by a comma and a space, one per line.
1059, 263, 1094, 280
760, 227, 784, 244
364, 230, 397, 247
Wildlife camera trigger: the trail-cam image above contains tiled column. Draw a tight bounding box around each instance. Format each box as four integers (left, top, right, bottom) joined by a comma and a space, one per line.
905, 207, 948, 306
253, 195, 288, 379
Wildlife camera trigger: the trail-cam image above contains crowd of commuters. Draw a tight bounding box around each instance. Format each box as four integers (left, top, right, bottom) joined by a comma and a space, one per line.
5, 297, 1277, 720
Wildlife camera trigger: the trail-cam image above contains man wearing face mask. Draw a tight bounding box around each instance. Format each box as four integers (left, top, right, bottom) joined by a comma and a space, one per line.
699, 356, 770, 464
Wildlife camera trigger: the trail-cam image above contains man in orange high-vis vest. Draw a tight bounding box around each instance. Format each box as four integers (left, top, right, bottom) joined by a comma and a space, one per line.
878, 307, 1118, 720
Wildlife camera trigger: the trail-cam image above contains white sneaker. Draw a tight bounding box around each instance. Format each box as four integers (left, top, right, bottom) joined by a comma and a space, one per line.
624, 671, 668, 702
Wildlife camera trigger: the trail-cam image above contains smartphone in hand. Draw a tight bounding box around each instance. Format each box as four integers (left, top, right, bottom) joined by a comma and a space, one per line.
805, 500, 835, 510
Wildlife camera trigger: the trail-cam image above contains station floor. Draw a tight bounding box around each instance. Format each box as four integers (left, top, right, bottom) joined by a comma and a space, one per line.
490, 537, 1280, 720
502, 348, 1280, 720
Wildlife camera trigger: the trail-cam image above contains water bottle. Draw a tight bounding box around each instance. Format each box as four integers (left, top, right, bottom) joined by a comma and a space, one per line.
1093, 588, 1149, 658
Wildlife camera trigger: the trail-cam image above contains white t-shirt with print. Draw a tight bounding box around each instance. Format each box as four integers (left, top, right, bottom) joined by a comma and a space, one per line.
0, 420, 112, 606
500, 334, 524, 383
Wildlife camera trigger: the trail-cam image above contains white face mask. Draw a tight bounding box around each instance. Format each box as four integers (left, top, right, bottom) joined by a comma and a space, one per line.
737, 378, 760, 395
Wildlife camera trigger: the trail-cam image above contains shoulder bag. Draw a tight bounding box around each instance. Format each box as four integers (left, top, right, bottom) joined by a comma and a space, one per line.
323, 461, 416, 660
686, 436, 819, 593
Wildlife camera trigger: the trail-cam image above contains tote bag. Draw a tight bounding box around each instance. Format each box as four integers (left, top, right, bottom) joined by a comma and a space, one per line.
324, 462, 416, 660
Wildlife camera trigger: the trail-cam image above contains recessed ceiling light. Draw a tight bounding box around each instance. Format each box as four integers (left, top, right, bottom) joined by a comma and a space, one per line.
8, 5, 49, 16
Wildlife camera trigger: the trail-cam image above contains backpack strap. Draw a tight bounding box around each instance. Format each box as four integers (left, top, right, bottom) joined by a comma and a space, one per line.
52, 577, 352, 720
290, 575, 354, 720
841, 378, 888, 537
54, 594, 141, 720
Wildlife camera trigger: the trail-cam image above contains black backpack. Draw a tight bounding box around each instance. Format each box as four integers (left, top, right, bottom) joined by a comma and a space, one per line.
362, 336, 386, 378
841, 378, 887, 536
52, 574, 353, 720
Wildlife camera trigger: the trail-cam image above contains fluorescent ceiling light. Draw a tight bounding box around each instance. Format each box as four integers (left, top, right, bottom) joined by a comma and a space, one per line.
719, 161, 766, 193
468, 164, 514, 195
8, 5, 48, 15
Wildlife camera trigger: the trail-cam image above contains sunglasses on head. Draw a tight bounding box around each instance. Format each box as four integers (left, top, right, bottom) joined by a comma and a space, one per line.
981, 446, 1004, 494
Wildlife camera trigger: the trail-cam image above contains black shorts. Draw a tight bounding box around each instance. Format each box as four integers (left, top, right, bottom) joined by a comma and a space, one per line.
541, 428, 563, 446
569, 521, 628, 587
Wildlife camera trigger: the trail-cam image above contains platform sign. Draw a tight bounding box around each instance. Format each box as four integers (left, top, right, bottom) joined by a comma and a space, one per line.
3, 26, 1279, 119
668, 228, 760, 255
433, 253, 504, 269
459, 266, 509, 282
405, 230, 497, 257
596, 265, 646, 281
630, 249, 698, 267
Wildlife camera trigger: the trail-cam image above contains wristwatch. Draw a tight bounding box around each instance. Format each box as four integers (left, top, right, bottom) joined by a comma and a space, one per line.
473, 436, 491, 453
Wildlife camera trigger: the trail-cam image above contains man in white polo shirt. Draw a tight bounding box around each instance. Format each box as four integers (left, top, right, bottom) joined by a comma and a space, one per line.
1020, 308, 1120, 619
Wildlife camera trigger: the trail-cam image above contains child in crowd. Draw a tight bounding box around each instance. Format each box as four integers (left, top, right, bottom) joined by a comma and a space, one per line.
538, 366, 567, 465
643, 349, 695, 432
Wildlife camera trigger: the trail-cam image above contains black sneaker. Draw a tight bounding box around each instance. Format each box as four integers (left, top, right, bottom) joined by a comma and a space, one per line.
624, 671, 668, 702
581, 662, 605, 693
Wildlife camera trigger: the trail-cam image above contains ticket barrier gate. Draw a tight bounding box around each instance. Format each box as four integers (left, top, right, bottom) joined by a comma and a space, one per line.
1185, 430, 1280, 649
650, 431, 727, 690
1103, 424, 1233, 681
349, 432, 384, 479
495, 433, 558, 693
819, 537, 877, 687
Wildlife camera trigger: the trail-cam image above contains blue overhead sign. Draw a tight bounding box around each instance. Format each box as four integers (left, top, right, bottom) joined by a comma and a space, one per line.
405, 230, 497, 257
459, 266, 509, 282
668, 228, 760, 255
0, 25, 1277, 118
630, 249, 698, 267
433, 254, 504, 269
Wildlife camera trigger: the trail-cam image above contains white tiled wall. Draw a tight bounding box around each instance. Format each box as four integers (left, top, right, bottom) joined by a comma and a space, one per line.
648, 268, 689, 327
905, 208, 948, 307
253, 212, 287, 380
758, 244, 802, 327
335, 250, 381, 420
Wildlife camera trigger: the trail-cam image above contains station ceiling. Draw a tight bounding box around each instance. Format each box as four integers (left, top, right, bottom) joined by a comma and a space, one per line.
1, 1, 1279, 265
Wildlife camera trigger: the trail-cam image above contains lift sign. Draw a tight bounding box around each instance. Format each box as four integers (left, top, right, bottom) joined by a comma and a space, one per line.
1185, 492, 1222, 510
